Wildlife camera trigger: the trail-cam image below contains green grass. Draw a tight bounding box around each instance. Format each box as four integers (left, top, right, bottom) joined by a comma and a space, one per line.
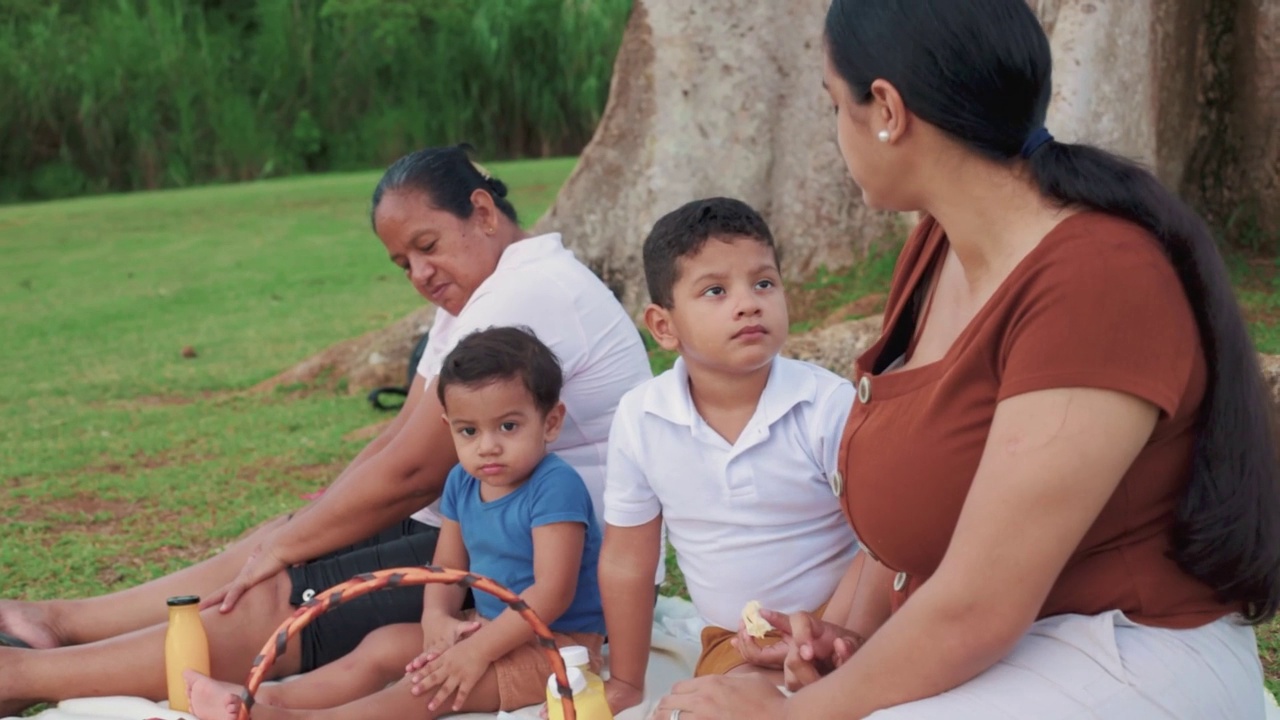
1226, 251, 1280, 354
0, 157, 577, 598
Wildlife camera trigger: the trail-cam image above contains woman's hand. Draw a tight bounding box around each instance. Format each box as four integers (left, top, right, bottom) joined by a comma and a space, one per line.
203, 542, 289, 613
651, 674, 787, 720
732, 608, 862, 681
760, 609, 862, 691
197, 515, 291, 612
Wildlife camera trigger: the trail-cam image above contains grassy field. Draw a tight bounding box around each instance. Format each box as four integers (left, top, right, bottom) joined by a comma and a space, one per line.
2, 158, 1280, 702
0, 159, 573, 598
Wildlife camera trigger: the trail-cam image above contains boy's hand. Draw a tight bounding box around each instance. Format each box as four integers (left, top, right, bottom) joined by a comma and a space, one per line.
732, 615, 789, 670
409, 640, 490, 712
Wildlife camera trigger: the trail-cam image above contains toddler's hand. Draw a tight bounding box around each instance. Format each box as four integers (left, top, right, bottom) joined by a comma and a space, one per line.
409, 641, 490, 712
411, 616, 483, 673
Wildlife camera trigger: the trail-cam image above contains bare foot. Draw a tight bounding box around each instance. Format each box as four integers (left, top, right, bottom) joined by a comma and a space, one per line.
0, 601, 60, 649
184, 670, 245, 720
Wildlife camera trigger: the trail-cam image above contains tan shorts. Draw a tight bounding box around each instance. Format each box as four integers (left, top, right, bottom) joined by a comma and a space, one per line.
695, 624, 783, 676
693, 601, 830, 677
459, 609, 605, 710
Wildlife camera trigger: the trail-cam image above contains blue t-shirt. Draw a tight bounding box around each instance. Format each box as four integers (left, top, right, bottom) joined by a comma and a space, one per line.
438, 453, 605, 634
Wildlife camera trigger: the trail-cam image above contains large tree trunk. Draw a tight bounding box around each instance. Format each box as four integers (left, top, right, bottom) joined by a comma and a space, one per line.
1225, 0, 1279, 237
1033, 0, 1279, 243
532, 0, 907, 316
269, 0, 1279, 395
1035, 0, 1211, 188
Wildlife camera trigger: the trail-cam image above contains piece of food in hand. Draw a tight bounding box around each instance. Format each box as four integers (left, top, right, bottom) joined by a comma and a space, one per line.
741, 600, 774, 639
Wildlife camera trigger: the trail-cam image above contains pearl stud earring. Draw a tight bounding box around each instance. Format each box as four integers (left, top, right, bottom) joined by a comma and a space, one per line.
877, 130, 891, 143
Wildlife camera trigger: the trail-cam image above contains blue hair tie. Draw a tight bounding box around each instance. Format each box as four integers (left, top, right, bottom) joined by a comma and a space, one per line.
1020, 127, 1054, 158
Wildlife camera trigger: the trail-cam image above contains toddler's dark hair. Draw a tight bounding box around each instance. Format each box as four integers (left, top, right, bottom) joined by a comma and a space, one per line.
436, 326, 562, 415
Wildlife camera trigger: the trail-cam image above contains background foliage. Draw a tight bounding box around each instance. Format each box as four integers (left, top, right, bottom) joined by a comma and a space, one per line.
0, 0, 630, 203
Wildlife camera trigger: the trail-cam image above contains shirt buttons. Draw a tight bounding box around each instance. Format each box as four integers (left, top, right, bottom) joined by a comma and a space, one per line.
828, 471, 844, 497
857, 375, 872, 404
893, 571, 908, 592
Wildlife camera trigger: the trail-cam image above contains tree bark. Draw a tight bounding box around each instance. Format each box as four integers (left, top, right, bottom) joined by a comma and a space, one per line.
1035, 0, 1210, 190
1226, 0, 1279, 238
1032, 0, 1279, 243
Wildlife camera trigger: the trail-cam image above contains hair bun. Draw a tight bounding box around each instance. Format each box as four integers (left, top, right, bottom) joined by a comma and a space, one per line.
485, 176, 509, 198
464, 154, 508, 198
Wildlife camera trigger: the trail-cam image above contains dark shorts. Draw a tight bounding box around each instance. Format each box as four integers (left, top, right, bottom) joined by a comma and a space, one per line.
285, 519, 473, 672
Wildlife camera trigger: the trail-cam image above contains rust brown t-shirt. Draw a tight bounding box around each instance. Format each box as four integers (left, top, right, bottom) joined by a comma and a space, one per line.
837, 212, 1239, 628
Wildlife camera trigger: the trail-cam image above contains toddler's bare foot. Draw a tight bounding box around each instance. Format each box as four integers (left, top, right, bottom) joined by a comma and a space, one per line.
0, 601, 61, 649
184, 669, 245, 720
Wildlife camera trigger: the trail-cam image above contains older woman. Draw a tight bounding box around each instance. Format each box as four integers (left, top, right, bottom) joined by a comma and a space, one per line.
0, 145, 652, 713
653, 1, 1280, 719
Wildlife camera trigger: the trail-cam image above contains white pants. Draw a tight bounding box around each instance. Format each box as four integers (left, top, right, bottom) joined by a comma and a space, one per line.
868, 611, 1264, 719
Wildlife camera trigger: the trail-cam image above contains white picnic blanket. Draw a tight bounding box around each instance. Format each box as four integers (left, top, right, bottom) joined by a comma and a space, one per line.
10, 596, 1280, 720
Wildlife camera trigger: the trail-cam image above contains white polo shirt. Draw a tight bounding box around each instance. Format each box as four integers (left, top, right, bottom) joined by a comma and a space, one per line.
412, 232, 653, 528
603, 356, 859, 629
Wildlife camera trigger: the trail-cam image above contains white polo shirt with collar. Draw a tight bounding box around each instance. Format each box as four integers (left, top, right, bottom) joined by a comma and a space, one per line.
412, 232, 653, 528
603, 355, 859, 629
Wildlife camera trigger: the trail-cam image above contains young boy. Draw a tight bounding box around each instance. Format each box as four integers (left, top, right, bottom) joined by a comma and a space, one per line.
185, 326, 605, 720
599, 197, 859, 713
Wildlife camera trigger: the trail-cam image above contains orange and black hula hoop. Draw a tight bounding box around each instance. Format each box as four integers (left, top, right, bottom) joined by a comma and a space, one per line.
236, 566, 575, 720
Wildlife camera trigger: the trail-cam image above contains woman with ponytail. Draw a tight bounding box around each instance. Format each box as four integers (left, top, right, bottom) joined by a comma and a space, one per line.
653, 1, 1280, 718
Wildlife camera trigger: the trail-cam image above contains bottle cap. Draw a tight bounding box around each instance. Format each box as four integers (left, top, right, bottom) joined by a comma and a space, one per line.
166, 595, 200, 607
559, 645, 590, 668
546, 666, 587, 698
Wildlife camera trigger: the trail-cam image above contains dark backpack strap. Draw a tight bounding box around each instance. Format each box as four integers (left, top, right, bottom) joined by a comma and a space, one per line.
366, 330, 431, 412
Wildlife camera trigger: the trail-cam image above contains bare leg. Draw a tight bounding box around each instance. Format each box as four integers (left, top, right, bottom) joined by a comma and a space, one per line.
191, 669, 501, 720
252, 624, 420, 710
0, 514, 288, 647
0, 569, 302, 716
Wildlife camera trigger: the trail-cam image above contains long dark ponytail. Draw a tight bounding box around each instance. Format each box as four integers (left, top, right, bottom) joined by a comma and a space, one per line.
826, 0, 1280, 621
